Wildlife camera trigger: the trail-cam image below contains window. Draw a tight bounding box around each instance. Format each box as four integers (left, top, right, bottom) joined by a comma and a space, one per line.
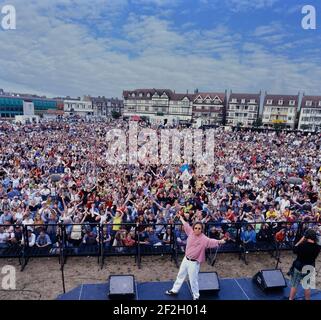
250, 99, 256, 103
131, 93, 135, 97
206, 99, 211, 104
147, 93, 151, 98
267, 99, 273, 105
289, 100, 295, 106
288, 117, 292, 121
306, 101, 312, 107
241, 99, 245, 104
319, 101, 321, 107
145, 106, 149, 111
278, 100, 283, 105
139, 93, 143, 97
231, 98, 237, 103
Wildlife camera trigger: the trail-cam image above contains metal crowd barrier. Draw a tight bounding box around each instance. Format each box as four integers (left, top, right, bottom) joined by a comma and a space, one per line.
0, 220, 319, 271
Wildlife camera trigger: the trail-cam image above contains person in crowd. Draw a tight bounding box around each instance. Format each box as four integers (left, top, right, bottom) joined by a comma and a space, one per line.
36, 230, 52, 249
288, 229, 320, 300
240, 224, 257, 251
21, 227, 36, 247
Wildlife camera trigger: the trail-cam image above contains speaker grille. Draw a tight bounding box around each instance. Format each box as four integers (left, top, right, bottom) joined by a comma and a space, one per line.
109, 275, 135, 295
261, 270, 286, 288
198, 272, 220, 291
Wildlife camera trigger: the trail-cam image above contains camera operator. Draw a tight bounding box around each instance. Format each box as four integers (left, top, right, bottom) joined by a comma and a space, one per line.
288, 229, 320, 300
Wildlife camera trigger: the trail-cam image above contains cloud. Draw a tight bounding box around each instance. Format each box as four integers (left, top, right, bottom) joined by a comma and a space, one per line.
0, 0, 321, 99
200, 0, 280, 12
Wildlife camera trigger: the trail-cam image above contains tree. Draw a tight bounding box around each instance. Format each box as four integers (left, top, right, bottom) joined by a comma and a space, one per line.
253, 117, 263, 128
111, 110, 121, 119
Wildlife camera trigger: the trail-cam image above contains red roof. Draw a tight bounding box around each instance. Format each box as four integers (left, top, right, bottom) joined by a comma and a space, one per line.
301, 95, 321, 108
263, 94, 299, 107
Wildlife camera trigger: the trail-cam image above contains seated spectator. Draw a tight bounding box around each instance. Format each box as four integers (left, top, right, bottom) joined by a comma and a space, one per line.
34, 212, 45, 235
275, 228, 286, 247
82, 229, 97, 245
0, 226, 9, 248
145, 226, 162, 246
257, 224, 273, 242
36, 230, 52, 248
161, 226, 172, 245
8, 225, 23, 245
175, 224, 188, 251
240, 224, 256, 251
285, 230, 296, 246
123, 232, 136, 247
97, 226, 111, 248
21, 227, 36, 247
112, 231, 125, 252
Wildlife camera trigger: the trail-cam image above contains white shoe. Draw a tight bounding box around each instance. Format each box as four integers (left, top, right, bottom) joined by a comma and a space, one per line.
165, 290, 178, 296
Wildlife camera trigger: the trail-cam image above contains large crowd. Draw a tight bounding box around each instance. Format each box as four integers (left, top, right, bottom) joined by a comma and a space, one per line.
0, 118, 320, 254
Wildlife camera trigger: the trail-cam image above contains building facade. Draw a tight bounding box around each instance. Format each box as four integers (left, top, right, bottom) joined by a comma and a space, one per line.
63, 97, 94, 116
0, 93, 59, 120
91, 96, 123, 117
262, 93, 299, 129
123, 89, 193, 124
298, 95, 321, 132
226, 92, 260, 127
192, 92, 226, 125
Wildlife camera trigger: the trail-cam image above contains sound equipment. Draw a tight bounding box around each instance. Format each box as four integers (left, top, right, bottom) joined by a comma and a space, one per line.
192, 272, 220, 294
253, 269, 287, 291
108, 275, 136, 299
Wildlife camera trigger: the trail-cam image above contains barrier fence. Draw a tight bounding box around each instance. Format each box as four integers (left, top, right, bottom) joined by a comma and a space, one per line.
0, 220, 320, 271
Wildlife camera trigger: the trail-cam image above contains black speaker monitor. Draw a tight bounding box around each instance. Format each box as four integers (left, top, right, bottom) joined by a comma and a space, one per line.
193, 272, 220, 294
108, 275, 135, 299
253, 269, 287, 291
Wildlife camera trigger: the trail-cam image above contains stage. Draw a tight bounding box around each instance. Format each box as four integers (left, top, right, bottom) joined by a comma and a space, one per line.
57, 277, 321, 300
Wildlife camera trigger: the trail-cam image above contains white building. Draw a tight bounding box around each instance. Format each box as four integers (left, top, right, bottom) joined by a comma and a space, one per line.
262, 93, 299, 129
298, 95, 321, 132
192, 92, 226, 126
123, 89, 193, 125
63, 97, 94, 116
226, 92, 260, 127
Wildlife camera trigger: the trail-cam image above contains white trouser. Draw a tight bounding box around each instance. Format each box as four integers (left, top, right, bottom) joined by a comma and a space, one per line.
171, 256, 200, 299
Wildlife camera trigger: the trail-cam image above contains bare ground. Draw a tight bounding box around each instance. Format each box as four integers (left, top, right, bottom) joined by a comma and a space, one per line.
0, 252, 320, 300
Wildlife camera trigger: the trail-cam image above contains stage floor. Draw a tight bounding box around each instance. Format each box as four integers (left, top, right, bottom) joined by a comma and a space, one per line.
57, 277, 321, 300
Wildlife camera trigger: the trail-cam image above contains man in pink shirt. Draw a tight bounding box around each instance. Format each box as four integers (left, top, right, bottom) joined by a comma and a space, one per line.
166, 213, 225, 300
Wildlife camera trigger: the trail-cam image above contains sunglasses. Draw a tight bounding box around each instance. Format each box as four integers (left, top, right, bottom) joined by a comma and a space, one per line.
194, 227, 202, 230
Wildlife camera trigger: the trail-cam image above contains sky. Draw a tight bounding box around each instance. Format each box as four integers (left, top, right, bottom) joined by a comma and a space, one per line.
0, 0, 321, 98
